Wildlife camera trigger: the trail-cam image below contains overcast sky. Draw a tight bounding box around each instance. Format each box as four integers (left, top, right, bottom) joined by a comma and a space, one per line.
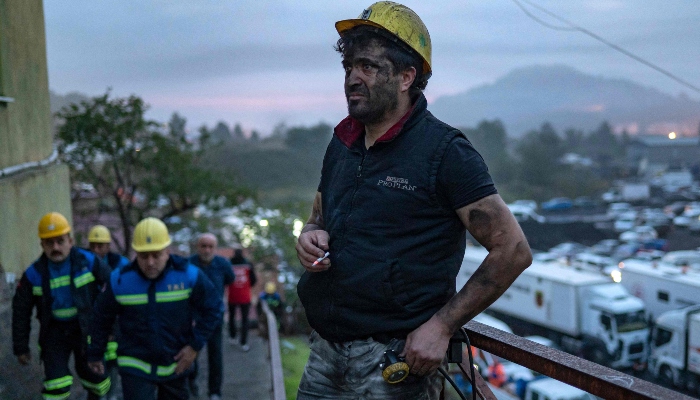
44, 1, 700, 135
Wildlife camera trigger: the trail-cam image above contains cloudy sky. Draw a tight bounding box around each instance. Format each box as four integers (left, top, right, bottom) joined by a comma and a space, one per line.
44, 1, 700, 135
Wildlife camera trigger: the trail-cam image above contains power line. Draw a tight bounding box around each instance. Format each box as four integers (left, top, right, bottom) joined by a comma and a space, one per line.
512, 0, 700, 94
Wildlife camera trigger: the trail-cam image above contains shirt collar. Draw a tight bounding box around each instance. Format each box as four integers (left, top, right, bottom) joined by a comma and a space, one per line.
334, 101, 418, 148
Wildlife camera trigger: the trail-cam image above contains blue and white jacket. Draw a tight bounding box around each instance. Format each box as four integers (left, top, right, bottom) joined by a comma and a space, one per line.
12, 247, 110, 357
87, 254, 222, 381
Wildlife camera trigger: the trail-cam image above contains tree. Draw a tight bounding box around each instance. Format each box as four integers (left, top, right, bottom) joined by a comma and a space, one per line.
461, 119, 515, 184
515, 122, 565, 188
210, 121, 232, 144
233, 123, 245, 141
56, 92, 250, 253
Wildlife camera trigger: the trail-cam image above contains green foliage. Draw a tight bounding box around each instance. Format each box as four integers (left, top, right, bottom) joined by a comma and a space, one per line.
460, 120, 516, 185
203, 123, 332, 207
56, 91, 250, 252
280, 336, 311, 400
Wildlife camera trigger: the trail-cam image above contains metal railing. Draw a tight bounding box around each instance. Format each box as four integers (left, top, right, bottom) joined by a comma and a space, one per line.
460, 320, 695, 400
260, 301, 287, 400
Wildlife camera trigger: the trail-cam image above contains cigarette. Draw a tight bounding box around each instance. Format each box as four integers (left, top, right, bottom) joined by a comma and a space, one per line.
312, 252, 330, 266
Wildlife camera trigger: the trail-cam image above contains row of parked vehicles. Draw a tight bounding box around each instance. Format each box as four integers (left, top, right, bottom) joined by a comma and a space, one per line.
458, 244, 700, 397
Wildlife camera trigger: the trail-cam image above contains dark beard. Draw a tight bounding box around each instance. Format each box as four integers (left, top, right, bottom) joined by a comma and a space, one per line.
346, 79, 399, 124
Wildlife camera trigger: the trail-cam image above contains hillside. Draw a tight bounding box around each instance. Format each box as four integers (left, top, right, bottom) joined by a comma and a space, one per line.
430, 65, 700, 137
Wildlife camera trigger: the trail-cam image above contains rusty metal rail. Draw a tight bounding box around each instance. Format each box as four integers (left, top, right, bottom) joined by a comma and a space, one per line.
462, 320, 695, 400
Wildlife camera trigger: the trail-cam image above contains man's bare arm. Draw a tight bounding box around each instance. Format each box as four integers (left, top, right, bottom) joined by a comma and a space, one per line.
302, 192, 324, 233
401, 194, 531, 375
435, 193, 532, 332
296, 192, 331, 271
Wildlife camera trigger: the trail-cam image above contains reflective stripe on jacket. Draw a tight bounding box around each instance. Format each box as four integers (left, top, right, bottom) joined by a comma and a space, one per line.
87, 255, 223, 381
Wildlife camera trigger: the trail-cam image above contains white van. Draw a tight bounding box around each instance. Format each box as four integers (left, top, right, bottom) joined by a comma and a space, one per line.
525, 378, 598, 400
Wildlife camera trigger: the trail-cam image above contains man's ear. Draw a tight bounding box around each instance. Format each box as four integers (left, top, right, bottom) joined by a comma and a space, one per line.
400, 66, 417, 92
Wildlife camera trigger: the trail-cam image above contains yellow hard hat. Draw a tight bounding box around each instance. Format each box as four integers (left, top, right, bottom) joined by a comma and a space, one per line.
38, 212, 71, 239
336, 1, 432, 77
88, 225, 112, 243
131, 217, 172, 252
265, 282, 277, 294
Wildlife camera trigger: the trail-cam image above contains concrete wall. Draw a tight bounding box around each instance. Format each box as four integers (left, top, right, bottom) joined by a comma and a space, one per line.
0, 164, 72, 275
0, 0, 53, 169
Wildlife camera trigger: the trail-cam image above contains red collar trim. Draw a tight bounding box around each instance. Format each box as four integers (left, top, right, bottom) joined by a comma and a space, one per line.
334, 103, 417, 148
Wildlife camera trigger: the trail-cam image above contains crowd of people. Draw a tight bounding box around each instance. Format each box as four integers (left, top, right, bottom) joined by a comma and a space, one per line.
12, 213, 273, 400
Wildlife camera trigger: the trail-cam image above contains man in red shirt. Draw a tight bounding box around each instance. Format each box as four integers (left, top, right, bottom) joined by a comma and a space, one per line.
227, 248, 257, 352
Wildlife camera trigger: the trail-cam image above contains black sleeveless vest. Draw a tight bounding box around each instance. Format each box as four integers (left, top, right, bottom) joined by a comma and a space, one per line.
298, 95, 468, 343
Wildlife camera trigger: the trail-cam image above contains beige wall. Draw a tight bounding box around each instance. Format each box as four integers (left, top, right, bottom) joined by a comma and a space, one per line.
0, 164, 72, 275
0, 0, 53, 169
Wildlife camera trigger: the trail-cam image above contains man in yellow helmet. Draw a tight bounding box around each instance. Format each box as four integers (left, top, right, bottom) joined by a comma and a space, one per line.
295, 2, 532, 398
87, 224, 129, 400
87, 217, 223, 400
12, 212, 112, 400
87, 225, 130, 271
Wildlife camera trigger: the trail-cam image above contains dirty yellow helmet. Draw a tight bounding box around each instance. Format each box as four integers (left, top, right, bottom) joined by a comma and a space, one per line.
38, 212, 71, 239
265, 282, 277, 294
88, 225, 112, 243
336, 1, 432, 77
131, 217, 171, 252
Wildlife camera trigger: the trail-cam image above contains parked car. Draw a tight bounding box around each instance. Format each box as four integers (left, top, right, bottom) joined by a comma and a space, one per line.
508, 204, 545, 223
607, 202, 633, 219
614, 211, 638, 233
548, 242, 588, 258
619, 226, 658, 242
590, 239, 620, 256
689, 219, 700, 235
512, 199, 538, 211
571, 252, 614, 273
660, 250, 700, 268
573, 196, 597, 208
541, 197, 573, 211
533, 251, 562, 262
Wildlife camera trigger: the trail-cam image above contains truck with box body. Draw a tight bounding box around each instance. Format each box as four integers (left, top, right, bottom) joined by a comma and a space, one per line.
458, 247, 649, 369
616, 259, 700, 320
649, 305, 700, 393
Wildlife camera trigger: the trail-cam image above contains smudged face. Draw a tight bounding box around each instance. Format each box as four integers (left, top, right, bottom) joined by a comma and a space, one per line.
343, 42, 400, 124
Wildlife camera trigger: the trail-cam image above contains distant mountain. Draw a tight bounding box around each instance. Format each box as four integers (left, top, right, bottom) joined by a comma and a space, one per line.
430, 65, 700, 137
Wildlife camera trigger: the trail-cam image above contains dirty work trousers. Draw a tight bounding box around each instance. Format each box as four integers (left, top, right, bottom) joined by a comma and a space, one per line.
121, 372, 189, 400
297, 330, 445, 399
41, 319, 110, 400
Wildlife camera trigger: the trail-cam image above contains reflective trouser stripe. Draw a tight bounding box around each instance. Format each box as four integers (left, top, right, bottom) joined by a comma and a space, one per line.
44, 375, 73, 391
156, 363, 178, 376
42, 393, 70, 400
52, 307, 78, 319
105, 341, 118, 361
33, 286, 43, 295
117, 356, 178, 377
117, 356, 152, 375
80, 377, 111, 396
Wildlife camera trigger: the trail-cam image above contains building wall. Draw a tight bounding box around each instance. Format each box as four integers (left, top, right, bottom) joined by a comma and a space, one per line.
0, 0, 72, 277
0, 0, 53, 169
0, 2, 73, 394
0, 164, 72, 275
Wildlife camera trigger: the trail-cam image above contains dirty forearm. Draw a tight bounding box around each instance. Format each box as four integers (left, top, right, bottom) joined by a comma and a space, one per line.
302, 192, 324, 232
435, 240, 531, 333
